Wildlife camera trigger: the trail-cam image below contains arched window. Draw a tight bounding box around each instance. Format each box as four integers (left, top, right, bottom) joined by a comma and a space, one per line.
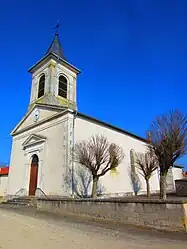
58, 75, 67, 98
38, 74, 45, 98
130, 149, 136, 174
130, 149, 140, 195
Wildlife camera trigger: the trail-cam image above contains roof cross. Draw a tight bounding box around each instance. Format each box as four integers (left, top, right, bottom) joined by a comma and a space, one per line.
54, 21, 60, 34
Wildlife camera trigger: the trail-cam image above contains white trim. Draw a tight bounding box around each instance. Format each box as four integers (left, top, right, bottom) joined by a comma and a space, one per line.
11, 106, 72, 136
57, 72, 69, 81
11, 105, 36, 134
22, 134, 46, 149
38, 72, 46, 79
37, 73, 46, 98
57, 74, 69, 99
26, 149, 42, 195
28, 53, 81, 74
13, 116, 70, 141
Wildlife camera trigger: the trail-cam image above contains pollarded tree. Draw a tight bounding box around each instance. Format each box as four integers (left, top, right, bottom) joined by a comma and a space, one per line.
148, 110, 187, 200
74, 135, 124, 198
136, 149, 158, 197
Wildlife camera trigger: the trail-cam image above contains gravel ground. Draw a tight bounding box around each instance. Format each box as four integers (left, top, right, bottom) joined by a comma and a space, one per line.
0, 207, 187, 249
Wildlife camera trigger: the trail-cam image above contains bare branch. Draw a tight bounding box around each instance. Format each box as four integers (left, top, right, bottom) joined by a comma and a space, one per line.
98, 143, 124, 177
148, 109, 187, 199
149, 110, 187, 173
74, 135, 124, 197
136, 150, 158, 180
75, 135, 124, 177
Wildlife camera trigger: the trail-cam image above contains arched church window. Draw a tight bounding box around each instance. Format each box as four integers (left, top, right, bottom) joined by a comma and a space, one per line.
58, 75, 67, 98
38, 74, 45, 98
130, 149, 136, 174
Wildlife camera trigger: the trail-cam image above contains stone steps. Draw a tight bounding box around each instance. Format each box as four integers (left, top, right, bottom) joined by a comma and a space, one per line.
2, 196, 37, 207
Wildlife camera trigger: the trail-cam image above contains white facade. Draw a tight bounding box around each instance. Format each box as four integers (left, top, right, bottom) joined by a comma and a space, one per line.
7, 106, 161, 197
6, 32, 181, 198
74, 116, 160, 196
8, 107, 73, 197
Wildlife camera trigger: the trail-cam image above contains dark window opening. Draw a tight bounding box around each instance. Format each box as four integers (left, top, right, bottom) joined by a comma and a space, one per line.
38, 75, 45, 98
58, 75, 67, 99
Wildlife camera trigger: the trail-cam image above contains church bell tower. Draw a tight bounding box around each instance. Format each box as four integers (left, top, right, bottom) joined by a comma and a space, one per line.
28, 29, 80, 110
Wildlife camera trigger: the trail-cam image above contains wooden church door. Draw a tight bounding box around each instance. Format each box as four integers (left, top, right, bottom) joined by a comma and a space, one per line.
29, 154, 39, 196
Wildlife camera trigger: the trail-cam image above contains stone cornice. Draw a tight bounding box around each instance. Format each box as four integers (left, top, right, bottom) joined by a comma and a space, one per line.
22, 134, 47, 149
13, 116, 70, 141
11, 107, 73, 136
28, 53, 81, 75
37, 196, 187, 204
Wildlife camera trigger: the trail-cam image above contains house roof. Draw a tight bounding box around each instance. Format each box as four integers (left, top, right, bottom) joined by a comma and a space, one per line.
0, 167, 9, 176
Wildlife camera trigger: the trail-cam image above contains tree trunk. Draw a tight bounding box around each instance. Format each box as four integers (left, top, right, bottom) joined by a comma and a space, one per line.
160, 173, 167, 200
146, 179, 150, 197
92, 176, 98, 198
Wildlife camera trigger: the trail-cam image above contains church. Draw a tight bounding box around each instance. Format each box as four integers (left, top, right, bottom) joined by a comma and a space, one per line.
5, 30, 182, 198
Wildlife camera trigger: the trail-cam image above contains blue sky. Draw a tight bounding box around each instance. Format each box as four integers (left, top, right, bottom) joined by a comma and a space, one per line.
0, 0, 187, 168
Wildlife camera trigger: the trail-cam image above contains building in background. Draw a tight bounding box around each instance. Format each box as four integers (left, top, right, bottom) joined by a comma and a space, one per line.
166, 165, 183, 193
0, 165, 9, 196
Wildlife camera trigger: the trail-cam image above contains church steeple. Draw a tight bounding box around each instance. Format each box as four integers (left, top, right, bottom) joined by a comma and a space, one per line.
45, 32, 66, 60
28, 28, 80, 110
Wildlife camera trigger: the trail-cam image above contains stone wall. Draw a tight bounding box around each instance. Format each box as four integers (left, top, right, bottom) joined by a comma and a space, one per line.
37, 198, 187, 232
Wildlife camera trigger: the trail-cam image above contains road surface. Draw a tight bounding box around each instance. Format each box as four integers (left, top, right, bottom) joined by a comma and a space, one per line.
0, 207, 186, 249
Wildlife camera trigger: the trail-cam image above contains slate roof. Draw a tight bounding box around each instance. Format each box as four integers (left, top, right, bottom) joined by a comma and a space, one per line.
45, 32, 65, 60
28, 31, 80, 73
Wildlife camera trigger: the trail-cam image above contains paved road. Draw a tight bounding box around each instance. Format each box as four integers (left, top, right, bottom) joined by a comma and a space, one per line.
0, 207, 187, 249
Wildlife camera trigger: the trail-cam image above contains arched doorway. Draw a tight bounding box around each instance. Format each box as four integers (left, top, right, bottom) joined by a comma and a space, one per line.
29, 154, 39, 196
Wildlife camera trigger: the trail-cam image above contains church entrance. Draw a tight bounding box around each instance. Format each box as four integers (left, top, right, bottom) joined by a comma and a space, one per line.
29, 154, 39, 196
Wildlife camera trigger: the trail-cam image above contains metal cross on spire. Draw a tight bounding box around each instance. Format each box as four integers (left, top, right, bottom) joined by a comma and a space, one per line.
54, 21, 60, 35
46, 21, 65, 59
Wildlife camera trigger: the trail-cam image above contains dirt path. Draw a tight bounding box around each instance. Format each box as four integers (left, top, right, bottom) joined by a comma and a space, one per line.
0, 207, 186, 249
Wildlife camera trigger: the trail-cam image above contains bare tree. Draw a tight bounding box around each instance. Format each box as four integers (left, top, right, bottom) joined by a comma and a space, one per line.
136, 149, 158, 197
74, 135, 124, 198
148, 110, 187, 199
